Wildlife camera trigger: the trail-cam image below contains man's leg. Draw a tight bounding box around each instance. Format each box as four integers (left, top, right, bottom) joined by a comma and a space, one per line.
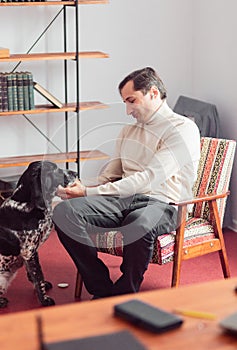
53, 195, 128, 297
56, 227, 114, 297
112, 197, 177, 295
53, 195, 177, 297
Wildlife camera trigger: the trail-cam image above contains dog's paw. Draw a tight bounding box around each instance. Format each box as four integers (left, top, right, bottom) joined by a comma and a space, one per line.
41, 296, 55, 307
44, 281, 53, 291
0, 297, 9, 308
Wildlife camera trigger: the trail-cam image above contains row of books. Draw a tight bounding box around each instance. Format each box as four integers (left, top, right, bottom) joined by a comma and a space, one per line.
0, 71, 35, 112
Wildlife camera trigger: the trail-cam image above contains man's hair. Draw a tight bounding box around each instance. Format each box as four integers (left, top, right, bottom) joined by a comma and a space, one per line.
118, 67, 167, 100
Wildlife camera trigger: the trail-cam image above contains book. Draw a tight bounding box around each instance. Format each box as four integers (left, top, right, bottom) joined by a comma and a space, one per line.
17, 71, 24, 111
27, 72, 35, 110
1, 73, 8, 112
6, 73, 14, 111
33, 81, 63, 108
0, 73, 3, 112
22, 71, 30, 110
12, 72, 18, 111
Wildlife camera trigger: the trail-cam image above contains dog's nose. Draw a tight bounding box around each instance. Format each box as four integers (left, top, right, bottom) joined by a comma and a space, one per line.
63, 169, 77, 186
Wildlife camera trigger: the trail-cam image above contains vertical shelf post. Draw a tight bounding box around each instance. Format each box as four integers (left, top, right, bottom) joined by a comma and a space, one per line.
63, 5, 69, 169
75, 0, 80, 177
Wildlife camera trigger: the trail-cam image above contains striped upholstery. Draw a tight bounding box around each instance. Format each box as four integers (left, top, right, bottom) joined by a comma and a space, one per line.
90, 137, 236, 265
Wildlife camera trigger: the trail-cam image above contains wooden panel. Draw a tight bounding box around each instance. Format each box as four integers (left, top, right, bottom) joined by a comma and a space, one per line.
0, 51, 109, 62
0, 150, 109, 168
0, 101, 108, 116
182, 239, 221, 260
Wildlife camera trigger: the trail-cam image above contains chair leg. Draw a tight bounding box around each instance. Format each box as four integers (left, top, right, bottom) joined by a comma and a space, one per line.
74, 271, 83, 299
210, 201, 231, 278
171, 206, 187, 287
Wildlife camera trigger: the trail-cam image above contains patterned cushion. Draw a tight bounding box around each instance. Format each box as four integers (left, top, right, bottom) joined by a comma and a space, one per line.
153, 218, 215, 264
92, 217, 215, 265
92, 231, 123, 256
192, 137, 236, 224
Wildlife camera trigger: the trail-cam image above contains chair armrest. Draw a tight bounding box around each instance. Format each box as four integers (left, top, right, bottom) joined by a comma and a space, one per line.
169, 191, 230, 206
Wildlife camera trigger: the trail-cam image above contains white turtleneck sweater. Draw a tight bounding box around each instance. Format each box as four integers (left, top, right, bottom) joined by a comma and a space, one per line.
86, 100, 200, 204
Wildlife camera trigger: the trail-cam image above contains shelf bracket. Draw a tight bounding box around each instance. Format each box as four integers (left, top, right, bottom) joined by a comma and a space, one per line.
12, 8, 64, 72
22, 114, 62, 153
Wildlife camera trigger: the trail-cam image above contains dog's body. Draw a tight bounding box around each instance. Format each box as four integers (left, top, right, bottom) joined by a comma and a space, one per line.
0, 161, 76, 308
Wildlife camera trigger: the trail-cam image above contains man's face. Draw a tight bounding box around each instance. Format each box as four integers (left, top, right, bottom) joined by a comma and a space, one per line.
120, 80, 157, 123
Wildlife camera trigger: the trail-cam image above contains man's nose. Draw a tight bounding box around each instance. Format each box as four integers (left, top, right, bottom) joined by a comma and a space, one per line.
126, 103, 133, 115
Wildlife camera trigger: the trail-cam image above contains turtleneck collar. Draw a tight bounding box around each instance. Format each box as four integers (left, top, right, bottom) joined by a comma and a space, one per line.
137, 99, 173, 125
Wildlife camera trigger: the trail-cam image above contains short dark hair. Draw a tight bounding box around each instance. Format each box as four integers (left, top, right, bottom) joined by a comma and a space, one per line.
118, 67, 167, 100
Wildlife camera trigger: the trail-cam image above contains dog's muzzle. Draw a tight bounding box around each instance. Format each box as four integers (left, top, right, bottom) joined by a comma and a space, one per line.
63, 169, 77, 187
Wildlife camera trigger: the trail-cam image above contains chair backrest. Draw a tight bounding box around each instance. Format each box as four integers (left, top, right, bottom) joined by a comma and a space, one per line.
174, 95, 220, 137
192, 137, 236, 224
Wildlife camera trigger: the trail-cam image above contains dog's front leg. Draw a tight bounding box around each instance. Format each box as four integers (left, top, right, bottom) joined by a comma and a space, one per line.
24, 253, 55, 306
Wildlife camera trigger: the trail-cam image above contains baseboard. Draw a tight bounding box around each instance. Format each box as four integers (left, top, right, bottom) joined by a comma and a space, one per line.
227, 220, 237, 233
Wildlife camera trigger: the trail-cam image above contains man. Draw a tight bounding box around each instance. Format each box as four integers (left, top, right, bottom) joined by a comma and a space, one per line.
53, 67, 200, 298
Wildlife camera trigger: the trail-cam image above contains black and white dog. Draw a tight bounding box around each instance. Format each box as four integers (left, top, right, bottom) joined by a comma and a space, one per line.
0, 161, 76, 308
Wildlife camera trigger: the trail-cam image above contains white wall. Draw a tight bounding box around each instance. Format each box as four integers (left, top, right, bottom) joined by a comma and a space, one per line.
192, 0, 237, 229
0, 0, 193, 174
1, 0, 236, 228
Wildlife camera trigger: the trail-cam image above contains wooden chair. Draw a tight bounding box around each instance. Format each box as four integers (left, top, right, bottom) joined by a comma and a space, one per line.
75, 137, 236, 298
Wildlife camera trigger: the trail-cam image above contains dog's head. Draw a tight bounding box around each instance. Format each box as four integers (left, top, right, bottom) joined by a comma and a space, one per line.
11, 161, 77, 210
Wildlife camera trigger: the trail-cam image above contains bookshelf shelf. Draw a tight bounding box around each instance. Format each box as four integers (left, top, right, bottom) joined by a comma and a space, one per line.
0, 150, 109, 168
0, 1, 109, 7
0, 101, 108, 116
0, 51, 109, 63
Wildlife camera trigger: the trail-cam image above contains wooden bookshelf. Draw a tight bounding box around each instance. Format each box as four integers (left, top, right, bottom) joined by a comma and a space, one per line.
0, 102, 108, 117
0, 0, 109, 175
0, 150, 109, 168
0, 1, 109, 7
0, 51, 109, 63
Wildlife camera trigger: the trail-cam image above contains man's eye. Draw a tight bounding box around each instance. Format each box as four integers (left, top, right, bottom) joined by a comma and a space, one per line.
129, 99, 136, 104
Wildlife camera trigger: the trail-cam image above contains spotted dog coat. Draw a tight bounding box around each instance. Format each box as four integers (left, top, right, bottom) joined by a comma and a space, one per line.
0, 161, 76, 308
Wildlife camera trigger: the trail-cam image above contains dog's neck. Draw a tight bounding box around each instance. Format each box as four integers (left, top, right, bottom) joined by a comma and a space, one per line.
2, 198, 35, 213
1, 184, 55, 213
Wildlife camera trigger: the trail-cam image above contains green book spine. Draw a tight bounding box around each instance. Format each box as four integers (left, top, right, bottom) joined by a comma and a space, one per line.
0, 73, 3, 112
2, 73, 8, 112
12, 72, 18, 111
22, 71, 30, 110
27, 72, 35, 110
6, 73, 14, 112
17, 72, 24, 111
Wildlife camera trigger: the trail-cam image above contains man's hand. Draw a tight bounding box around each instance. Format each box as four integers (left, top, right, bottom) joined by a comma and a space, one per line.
56, 179, 86, 200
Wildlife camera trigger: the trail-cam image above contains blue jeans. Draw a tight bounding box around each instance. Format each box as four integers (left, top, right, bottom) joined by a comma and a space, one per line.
53, 194, 177, 297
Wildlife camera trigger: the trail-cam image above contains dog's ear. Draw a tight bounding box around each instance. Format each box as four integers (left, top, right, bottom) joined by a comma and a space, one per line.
30, 167, 46, 210
0, 228, 21, 256
30, 161, 59, 210
14, 162, 46, 210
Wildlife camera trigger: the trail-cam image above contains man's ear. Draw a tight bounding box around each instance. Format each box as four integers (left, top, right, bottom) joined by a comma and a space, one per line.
150, 86, 159, 99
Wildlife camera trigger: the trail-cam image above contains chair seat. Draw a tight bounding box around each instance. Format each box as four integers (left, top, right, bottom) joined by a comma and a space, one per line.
91, 217, 215, 265
154, 218, 215, 264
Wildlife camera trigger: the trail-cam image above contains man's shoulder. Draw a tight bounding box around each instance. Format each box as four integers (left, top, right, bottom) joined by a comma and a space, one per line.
171, 110, 200, 131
